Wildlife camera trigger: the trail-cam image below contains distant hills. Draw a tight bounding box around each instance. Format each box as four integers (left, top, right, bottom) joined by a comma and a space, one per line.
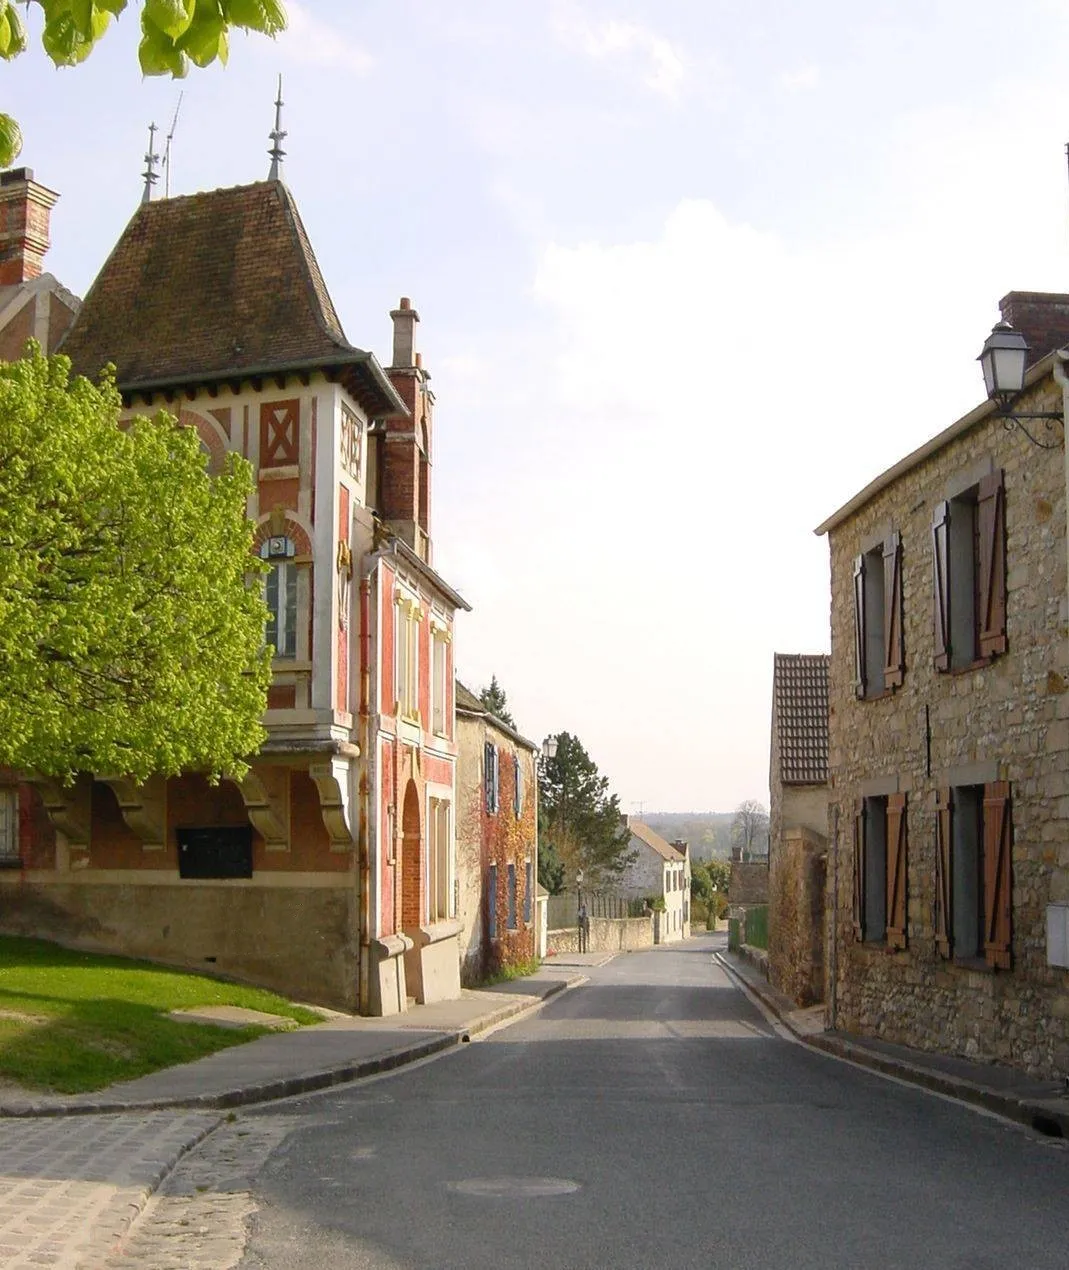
640, 812, 735, 860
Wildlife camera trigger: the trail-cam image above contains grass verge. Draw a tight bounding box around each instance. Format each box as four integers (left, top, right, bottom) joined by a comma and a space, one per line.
0, 936, 322, 1094
479, 956, 542, 987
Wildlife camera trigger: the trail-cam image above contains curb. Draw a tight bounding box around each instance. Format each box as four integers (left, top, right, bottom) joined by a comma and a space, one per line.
0, 976, 575, 1119
716, 952, 1069, 1140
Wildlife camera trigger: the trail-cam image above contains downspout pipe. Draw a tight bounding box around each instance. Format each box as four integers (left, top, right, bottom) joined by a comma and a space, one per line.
357, 571, 372, 1015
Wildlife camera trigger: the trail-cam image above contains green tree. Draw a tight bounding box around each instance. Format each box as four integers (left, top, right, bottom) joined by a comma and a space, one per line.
537, 834, 565, 896
479, 674, 515, 728
0, 0, 288, 166
0, 347, 271, 781
704, 857, 731, 894
537, 731, 634, 888
690, 860, 713, 903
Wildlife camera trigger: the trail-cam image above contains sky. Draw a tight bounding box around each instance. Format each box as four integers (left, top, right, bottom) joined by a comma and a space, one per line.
8, 0, 1069, 813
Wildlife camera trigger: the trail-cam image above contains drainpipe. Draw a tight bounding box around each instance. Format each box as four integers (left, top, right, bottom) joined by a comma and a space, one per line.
828, 802, 839, 1030
357, 572, 372, 1015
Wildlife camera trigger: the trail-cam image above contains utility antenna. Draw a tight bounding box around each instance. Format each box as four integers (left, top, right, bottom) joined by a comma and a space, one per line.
162, 92, 184, 198
631, 800, 646, 818
268, 74, 286, 181
141, 122, 159, 204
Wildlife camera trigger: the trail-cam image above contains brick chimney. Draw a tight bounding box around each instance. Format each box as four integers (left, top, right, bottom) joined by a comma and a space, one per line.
0, 168, 59, 285
380, 297, 433, 561
998, 292, 1069, 366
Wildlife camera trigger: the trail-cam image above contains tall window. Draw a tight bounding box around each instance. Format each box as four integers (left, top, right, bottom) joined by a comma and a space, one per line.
427, 797, 452, 922
935, 783, 1012, 968
524, 860, 533, 924
933, 470, 1006, 672
507, 863, 517, 930
488, 863, 498, 940
0, 789, 18, 866
853, 793, 907, 948
261, 536, 297, 658
431, 623, 449, 735
484, 742, 500, 814
853, 532, 903, 698
394, 594, 421, 719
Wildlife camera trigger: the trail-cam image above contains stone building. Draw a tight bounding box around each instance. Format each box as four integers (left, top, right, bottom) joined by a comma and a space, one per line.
617, 819, 690, 942
0, 161, 468, 1015
454, 683, 539, 984
767, 653, 829, 1006
815, 291, 1069, 1078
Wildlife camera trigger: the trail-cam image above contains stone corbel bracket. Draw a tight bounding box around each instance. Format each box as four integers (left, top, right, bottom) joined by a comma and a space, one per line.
96, 773, 166, 850
37, 774, 92, 849
309, 756, 355, 852
235, 769, 289, 851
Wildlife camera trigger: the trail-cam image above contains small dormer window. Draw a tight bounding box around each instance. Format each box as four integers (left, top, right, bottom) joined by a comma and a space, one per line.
261, 536, 297, 658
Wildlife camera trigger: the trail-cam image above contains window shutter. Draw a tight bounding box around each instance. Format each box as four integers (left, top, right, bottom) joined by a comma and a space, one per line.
982, 781, 1012, 970
934, 788, 952, 958
885, 792, 908, 949
484, 742, 494, 812
932, 502, 950, 671
978, 470, 1007, 659
492, 747, 500, 814
852, 806, 865, 941
853, 555, 867, 698
883, 532, 905, 689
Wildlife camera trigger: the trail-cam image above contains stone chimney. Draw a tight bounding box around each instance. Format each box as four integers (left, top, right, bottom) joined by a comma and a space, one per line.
998, 291, 1069, 367
0, 168, 59, 285
390, 296, 419, 367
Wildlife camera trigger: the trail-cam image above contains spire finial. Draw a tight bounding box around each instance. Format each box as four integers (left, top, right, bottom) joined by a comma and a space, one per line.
141, 122, 159, 204
268, 75, 286, 181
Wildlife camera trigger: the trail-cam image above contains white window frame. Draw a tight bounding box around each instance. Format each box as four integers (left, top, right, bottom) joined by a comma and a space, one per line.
394, 590, 421, 720
430, 616, 450, 736
427, 795, 453, 922
261, 537, 298, 659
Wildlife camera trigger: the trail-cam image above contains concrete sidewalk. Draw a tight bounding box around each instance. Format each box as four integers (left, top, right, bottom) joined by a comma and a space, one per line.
718, 949, 1069, 1138
0, 966, 582, 1118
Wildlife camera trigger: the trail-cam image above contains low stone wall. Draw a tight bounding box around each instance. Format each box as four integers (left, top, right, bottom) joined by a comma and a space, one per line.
768, 826, 827, 1006
729, 860, 769, 905
547, 916, 652, 955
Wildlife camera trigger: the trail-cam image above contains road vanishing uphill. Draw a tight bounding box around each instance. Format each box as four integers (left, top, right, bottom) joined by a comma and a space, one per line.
2, 934, 1068, 1269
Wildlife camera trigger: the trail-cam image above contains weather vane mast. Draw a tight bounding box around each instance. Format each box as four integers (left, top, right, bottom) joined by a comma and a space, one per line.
268, 75, 286, 181
141, 122, 159, 204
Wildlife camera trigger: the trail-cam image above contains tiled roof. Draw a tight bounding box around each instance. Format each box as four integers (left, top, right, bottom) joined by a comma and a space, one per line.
455, 680, 485, 714
627, 818, 685, 863
59, 181, 402, 415
454, 679, 538, 752
772, 653, 829, 785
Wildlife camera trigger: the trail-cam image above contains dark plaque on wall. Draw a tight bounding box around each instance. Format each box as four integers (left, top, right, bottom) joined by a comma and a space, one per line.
177, 826, 253, 879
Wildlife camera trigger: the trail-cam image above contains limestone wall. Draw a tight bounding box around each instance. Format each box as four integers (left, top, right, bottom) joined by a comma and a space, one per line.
768, 826, 827, 1006
729, 860, 769, 905
825, 375, 1069, 1078
547, 916, 652, 955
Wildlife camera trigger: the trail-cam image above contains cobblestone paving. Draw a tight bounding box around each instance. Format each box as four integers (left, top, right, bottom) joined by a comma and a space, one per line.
87, 1117, 302, 1270
0, 1112, 220, 1269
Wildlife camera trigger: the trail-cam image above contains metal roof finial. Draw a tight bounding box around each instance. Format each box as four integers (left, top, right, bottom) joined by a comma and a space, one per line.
268, 75, 286, 181
141, 122, 159, 204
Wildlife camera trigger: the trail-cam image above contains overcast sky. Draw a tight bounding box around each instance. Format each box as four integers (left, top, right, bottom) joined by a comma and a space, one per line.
10, 1, 1069, 812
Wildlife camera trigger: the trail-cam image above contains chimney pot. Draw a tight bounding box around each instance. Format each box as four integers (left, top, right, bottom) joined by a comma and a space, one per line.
389, 296, 420, 368
0, 169, 59, 286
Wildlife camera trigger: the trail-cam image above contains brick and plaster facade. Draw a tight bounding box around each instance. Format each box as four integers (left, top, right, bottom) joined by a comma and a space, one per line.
454, 683, 538, 985
768, 654, 829, 1006
817, 298, 1069, 1078
0, 172, 468, 1015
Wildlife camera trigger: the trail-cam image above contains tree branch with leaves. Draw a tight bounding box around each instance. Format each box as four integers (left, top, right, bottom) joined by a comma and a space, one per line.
0, 0, 288, 166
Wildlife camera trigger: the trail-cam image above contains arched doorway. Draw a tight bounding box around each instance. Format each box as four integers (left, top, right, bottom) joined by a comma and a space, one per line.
401, 780, 422, 935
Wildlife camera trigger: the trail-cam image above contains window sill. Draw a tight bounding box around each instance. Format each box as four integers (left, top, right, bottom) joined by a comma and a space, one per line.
0, 858, 22, 870
942, 657, 995, 677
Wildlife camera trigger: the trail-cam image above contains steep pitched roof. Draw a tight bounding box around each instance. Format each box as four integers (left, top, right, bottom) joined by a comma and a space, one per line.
454, 679, 537, 752
772, 653, 829, 785
59, 180, 403, 416
627, 818, 685, 863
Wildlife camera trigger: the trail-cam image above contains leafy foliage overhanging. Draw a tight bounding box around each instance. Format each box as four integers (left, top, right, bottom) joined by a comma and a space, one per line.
537, 731, 634, 889
0, 348, 272, 781
0, 0, 288, 166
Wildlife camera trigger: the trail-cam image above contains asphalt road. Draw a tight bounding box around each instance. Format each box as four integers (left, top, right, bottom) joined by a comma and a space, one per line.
238, 935, 1069, 1270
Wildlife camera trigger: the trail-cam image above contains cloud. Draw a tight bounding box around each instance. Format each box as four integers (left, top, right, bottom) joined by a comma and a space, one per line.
551, 2, 686, 99
278, 3, 374, 75
780, 64, 820, 92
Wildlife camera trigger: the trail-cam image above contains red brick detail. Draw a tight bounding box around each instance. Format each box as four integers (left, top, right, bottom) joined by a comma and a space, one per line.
400, 779, 422, 930
252, 515, 312, 558
179, 409, 227, 475
267, 684, 296, 710
259, 399, 300, 467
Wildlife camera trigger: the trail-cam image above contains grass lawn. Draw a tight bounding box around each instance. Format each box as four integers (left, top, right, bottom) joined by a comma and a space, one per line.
0, 936, 323, 1094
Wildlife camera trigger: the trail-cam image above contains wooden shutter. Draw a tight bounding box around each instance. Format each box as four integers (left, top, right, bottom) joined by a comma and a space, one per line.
885, 792, 908, 949
978, 470, 1007, 658
853, 555, 867, 698
484, 741, 495, 813
852, 805, 865, 941
983, 781, 1012, 969
883, 532, 904, 689
932, 502, 950, 672
934, 788, 952, 958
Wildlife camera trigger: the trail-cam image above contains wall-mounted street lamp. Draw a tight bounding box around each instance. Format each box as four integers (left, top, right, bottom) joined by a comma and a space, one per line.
541, 735, 558, 761
978, 322, 1064, 448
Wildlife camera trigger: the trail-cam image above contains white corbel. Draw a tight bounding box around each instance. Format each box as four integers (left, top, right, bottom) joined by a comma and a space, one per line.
309, 756, 355, 852
96, 773, 166, 849
235, 768, 289, 851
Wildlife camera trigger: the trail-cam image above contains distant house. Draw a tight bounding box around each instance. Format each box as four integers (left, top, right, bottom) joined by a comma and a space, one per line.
454, 682, 539, 984
767, 653, 830, 1006
618, 818, 690, 942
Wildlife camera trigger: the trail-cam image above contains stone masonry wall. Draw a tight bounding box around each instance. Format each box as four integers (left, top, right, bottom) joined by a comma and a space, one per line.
826, 375, 1069, 1078
729, 860, 769, 905
768, 825, 827, 1006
